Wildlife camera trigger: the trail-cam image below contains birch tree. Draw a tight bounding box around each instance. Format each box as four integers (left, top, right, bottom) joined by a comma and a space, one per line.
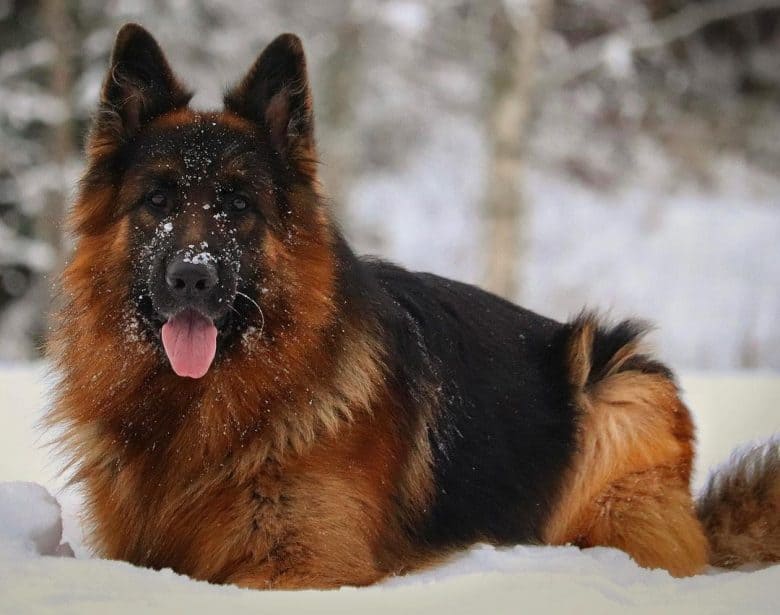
483, 0, 551, 300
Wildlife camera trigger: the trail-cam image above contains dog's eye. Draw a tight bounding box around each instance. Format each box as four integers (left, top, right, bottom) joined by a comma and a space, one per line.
226, 194, 248, 213
146, 190, 169, 210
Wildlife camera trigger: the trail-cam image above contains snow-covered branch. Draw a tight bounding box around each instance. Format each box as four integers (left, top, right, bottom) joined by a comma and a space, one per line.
541, 0, 780, 89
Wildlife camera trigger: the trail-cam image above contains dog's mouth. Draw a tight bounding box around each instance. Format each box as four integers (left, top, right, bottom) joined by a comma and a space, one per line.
134, 285, 258, 378
160, 308, 219, 379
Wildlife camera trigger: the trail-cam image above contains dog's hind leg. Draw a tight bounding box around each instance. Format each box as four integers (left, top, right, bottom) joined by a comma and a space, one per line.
543, 314, 709, 576
559, 465, 709, 577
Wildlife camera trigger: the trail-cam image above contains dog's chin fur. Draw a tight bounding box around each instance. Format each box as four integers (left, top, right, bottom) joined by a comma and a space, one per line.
45, 24, 780, 591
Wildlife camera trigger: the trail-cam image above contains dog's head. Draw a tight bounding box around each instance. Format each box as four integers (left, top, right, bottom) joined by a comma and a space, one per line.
71, 24, 336, 379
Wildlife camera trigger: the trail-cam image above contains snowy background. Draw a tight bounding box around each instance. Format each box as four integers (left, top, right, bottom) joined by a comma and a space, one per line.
1, 0, 779, 369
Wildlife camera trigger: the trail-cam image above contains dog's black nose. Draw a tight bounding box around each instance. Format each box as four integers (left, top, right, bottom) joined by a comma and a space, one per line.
166, 256, 218, 297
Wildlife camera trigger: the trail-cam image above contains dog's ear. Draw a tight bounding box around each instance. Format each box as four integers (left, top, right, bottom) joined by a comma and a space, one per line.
94, 24, 191, 143
224, 34, 315, 174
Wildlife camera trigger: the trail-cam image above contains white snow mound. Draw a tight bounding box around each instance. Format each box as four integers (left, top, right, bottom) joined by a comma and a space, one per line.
0, 481, 73, 557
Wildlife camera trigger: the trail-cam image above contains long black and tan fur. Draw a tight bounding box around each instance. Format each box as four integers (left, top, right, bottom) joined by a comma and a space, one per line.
46, 24, 780, 588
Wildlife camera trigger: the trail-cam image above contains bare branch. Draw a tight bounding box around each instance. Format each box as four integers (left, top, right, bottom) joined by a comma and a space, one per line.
541, 0, 780, 89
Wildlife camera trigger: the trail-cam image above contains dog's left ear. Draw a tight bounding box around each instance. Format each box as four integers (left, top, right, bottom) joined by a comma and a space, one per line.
224, 34, 315, 174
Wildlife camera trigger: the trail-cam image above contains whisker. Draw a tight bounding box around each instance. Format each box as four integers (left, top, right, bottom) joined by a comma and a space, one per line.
236, 291, 265, 340
236, 291, 262, 311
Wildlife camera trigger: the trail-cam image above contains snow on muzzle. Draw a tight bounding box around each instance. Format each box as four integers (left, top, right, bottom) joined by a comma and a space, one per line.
161, 255, 220, 378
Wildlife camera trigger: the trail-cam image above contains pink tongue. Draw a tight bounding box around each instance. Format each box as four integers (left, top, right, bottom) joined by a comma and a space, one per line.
161, 310, 218, 378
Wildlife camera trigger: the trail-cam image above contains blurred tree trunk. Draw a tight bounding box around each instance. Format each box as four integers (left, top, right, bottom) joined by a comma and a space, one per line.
34, 0, 76, 343
318, 6, 362, 232
483, 0, 551, 300
40, 0, 74, 260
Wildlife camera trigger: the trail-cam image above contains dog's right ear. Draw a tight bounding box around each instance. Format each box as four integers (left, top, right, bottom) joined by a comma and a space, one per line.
92, 24, 191, 147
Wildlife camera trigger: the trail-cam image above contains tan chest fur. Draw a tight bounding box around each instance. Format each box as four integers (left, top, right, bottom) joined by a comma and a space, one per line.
81, 401, 421, 589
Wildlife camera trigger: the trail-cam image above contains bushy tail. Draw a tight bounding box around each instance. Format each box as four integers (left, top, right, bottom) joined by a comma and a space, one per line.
697, 440, 780, 568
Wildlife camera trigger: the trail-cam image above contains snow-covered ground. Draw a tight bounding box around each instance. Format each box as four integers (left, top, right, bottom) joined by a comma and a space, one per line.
1, 362, 778, 613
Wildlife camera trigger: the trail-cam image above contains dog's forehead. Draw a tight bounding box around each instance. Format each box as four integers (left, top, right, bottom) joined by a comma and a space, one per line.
128, 113, 268, 180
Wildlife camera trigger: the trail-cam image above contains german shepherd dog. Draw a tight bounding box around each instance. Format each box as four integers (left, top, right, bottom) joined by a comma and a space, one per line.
47, 24, 779, 589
